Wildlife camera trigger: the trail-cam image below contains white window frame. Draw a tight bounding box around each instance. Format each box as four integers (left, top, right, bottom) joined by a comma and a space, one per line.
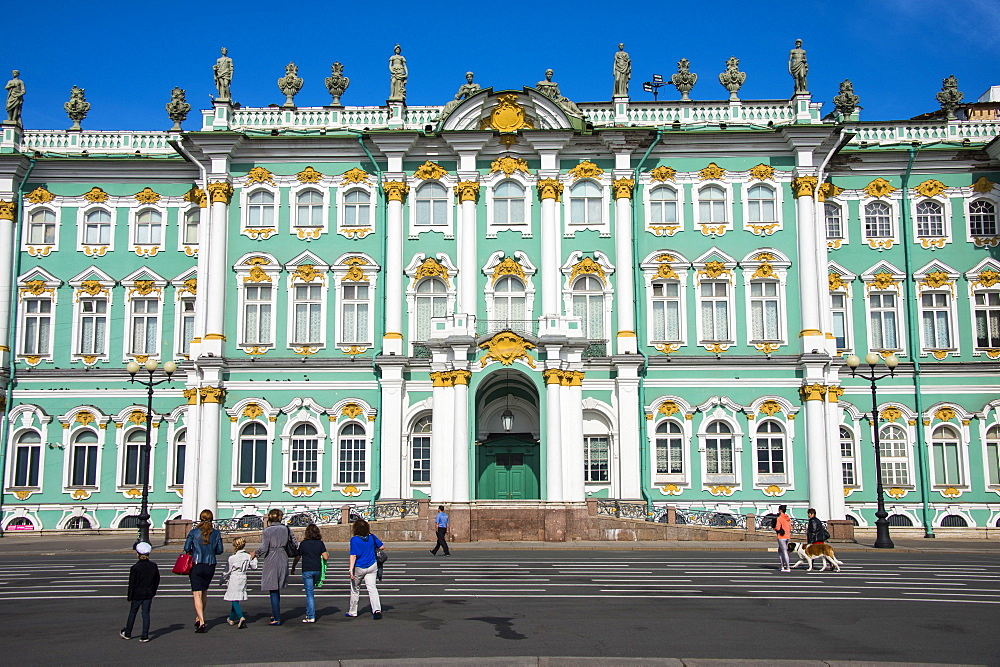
77, 205, 116, 254
564, 178, 610, 235
410, 415, 432, 485
409, 179, 454, 238
121, 274, 166, 361
331, 253, 379, 349
234, 255, 280, 351
824, 201, 846, 243
281, 420, 324, 489
914, 263, 959, 357
119, 427, 152, 490
966, 197, 999, 242
290, 184, 329, 237
70, 285, 112, 363
982, 420, 1000, 489
640, 252, 689, 348
861, 264, 906, 355
643, 183, 684, 236
284, 263, 329, 350
699, 417, 742, 486
234, 420, 272, 489
485, 172, 534, 238
653, 418, 688, 484
128, 205, 167, 256
741, 251, 790, 348
560, 251, 615, 342
967, 261, 1000, 353
929, 423, 966, 488
754, 419, 788, 486
23, 206, 59, 253
741, 183, 784, 235
877, 421, 913, 488
8, 429, 43, 491
840, 425, 858, 489
64, 428, 103, 491
404, 253, 458, 351
695, 183, 733, 236
861, 199, 900, 249
171, 271, 197, 359
170, 427, 187, 489
240, 186, 278, 238
336, 184, 375, 239
912, 198, 949, 241
482, 251, 537, 335
830, 288, 851, 352
336, 421, 369, 487
179, 205, 201, 255
17, 270, 59, 361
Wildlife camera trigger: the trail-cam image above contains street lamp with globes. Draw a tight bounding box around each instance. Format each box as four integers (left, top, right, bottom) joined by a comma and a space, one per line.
126, 359, 177, 545
844, 352, 899, 549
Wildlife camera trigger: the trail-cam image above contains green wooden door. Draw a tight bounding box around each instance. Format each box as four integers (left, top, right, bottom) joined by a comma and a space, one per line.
477, 440, 540, 499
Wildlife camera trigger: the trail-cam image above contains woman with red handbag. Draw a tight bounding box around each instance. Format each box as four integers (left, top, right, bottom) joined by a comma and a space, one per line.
183, 509, 224, 633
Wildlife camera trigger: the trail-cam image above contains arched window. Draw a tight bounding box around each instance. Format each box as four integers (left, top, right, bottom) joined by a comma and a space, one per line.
572, 275, 605, 340
746, 185, 775, 223
338, 423, 366, 485
705, 421, 734, 475
414, 278, 447, 342
825, 203, 843, 239
864, 201, 892, 238
70, 430, 99, 487
290, 423, 319, 485
493, 276, 526, 324
135, 209, 162, 245
840, 426, 856, 486
648, 186, 677, 225
13, 430, 41, 487
238, 422, 268, 485
987, 425, 1000, 486
182, 209, 200, 245
28, 209, 56, 245
887, 514, 913, 527
493, 180, 525, 225
65, 516, 92, 529
941, 514, 968, 527
915, 200, 944, 237
699, 186, 726, 224
878, 423, 909, 485
118, 515, 142, 529
84, 209, 112, 245
123, 429, 148, 486
756, 420, 785, 478
7, 517, 34, 530
652, 278, 681, 343
969, 200, 997, 236
655, 421, 684, 475
247, 190, 275, 227
931, 424, 962, 486
569, 180, 603, 225
343, 190, 370, 227
415, 182, 448, 226
411, 416, 432, 483
173, 429, 186, 486
295, 190, 324, 228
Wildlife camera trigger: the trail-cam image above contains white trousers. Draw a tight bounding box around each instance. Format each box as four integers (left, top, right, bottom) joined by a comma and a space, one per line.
349, 563, 381, 615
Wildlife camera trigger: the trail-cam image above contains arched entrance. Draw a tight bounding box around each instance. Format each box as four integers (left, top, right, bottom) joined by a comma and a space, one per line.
475, 369, 540, 499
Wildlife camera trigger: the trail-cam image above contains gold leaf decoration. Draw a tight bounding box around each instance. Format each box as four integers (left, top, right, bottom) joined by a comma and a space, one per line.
828, 272, 846, 291
612, 178, 634, 199
133, 187, 161, 204
748, 164, 775, 181
536, 178, 562, 201
82, 187, 109, 203
341, 168, 370, 185
342, 346, 368, 355
648, 166, 676, 182
415, 257, 449, 285
569, 257, 606, 284
414, 160, 448, 180
698, 163, 726, 181
934, 407, 956, 422
296, 166, 323, 183
454, 181, 480, 202
243, 257, 271, 283
78, 280, 107, 297
341, 403, 364, 419
178, 278, 197, 296
75, 412, 95, 425
207, 181, 234, 204
657, 401, 680, 416
655, 263, 679, 280
491, 257, 526, 284
382, 181, 409, 202
20, 280, 53, 297
479, 331, 536, 368
971, 176, 996, 193
183, 186, 206, 207
919, 270, 952, 290
482, 93, 534, 133
568, 160, 604, 181
752, 262, 775, 279
880, 406, 902, 422
489, 156, 530, 176
0, 200, 14, 221
697, 261, 730, 282
242, 403, 263, 419
912, 179, 947, 198
863, 177, 896, 198
245, 166, 275, 185
130, 280, 159, 297
759, 400, 782, 416
661, 483, 682, 496
128, 410, 147, 425
25, 187, 54, 204
817, 182, 844, 202
971, 270, 999, 289
871, 272, 898, 291
293, 264, 324, 284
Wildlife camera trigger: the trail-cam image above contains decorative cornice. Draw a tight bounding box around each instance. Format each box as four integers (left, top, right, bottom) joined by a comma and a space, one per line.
863, 177, 896, 199
648, 166, 676, 182
568, 160, 604, 181
490, 156, 530, 176
414, 160, 448, 180
698, 163, 726, 181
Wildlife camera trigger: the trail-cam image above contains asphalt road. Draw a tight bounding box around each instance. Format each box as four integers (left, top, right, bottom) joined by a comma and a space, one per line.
0, 550, 997, 665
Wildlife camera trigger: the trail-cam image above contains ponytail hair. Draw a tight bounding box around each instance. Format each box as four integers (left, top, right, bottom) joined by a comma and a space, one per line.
198, 509, 214, 545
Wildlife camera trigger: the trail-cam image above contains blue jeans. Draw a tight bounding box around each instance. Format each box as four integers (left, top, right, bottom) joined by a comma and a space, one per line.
124, 598, 152, 638
302, 570, 320, 619
269, 590, 281, 621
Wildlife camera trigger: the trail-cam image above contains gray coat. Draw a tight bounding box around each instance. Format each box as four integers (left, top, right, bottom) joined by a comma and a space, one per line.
258, 523, 297, 591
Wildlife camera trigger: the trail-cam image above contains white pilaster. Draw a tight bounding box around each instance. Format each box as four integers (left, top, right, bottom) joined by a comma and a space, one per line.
383, 177, 406, 355
562, 375, 585, 502
824, 391, 847, 520
180, 387, 201, 519
452, 375, 471, 502
615, 367, 642, 498
429, 374, 454, 502
539, 191, 560, 317
378, 362, 406, 498
456, 186, 478, 316
202, 180, 232, 358
0, 211, 14, 369
613, 176, 637, 354
544, 369, 563, 500
196, 388, 223, 517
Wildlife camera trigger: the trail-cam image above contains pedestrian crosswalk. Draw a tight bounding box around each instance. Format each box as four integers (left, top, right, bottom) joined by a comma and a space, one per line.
0, 553, 997, 605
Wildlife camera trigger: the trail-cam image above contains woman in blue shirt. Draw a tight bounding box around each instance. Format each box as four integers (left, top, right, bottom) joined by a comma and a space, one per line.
183, 509, 224, 633
345, 519, 384, 619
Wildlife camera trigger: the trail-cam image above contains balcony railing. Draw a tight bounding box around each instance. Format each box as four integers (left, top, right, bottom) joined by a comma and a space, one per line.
475, 319, 540, 338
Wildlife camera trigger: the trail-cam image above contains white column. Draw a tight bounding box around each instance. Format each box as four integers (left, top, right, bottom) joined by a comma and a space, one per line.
562, 372, 585, 502
378, 363, 405, 498
824, 389, 847, 520
382, 179, 407, 355
202, 180, 232, 357
538, 179, 562, 317
613, 179, 637, 354
544, 368, 563, 500
0, 200, 15, 369
802, 384, 831, 519
616, 367, 642, 498
793, 174, 823, 345
455, 182, 478, 316
196, 385, 224, 517
429, 372, 455, 502
190, 197, 210, 358
452, 370, 471, 502
180, 386, 201, 519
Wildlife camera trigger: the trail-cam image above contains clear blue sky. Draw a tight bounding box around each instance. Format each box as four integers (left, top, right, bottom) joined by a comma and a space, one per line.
2, 0, 997, 132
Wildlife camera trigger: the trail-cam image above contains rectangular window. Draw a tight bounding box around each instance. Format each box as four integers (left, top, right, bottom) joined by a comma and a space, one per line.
293, 284, 322, 344
238, 437, 267, 485
71, 445, 98, 487
78, 298, 108, 356
841, 433, 856, 486
700, 281, 729, 342
706, 439, 734, 474
338, 435, 366, 485
411, 435, 431, 483
651, 282, 681, 342
655, 431, 684, 475
831, 293, 849, 349
988, 438, 1000, 486
825, 204, 843, 239
975, 291, 1000, 348
415, 199, 447, 225
921, 292, 952, 348
173, 442, 185, 486
130, 298, 158, 355
22, 297, 52, 355
342, 284, 370, 344
14, 444, 40, 487
243, 285, 272, 345
183, 212, 200, 245
178, 298, 195, 356
869, 292, 899, 349
932, 441, 962, 486
750, 281, 780, 341
879, 438, 909, 485
584, 436, 610, 483
123, 441, 147, 486
290, 435, 319, 485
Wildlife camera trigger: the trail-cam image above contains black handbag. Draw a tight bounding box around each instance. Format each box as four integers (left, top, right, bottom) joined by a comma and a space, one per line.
283, 525, 299, 558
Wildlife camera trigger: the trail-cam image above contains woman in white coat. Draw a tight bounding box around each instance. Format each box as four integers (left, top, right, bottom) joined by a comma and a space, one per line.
223, 537, 257, 629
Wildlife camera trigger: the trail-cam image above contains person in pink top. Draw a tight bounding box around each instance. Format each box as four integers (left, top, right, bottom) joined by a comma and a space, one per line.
774, 505, 792, 572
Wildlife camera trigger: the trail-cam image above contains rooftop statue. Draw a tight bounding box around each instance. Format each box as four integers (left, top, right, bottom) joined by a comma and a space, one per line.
64, 85, 90, 131
5, 69, 25, 125
213, 47, 233, 102
613, 43, 631, 97
388, 44, 407, 102
439, 72, 482, 121
165, 86, 191, 131
788, 39, 808, 95
832, 79, 860, 120
536, 69, 584, 119
670, 58, 697, 101
717, 57, 745, 101
325, 62, 350, 106
278, 62, 304, 108
936, 74, 964, 121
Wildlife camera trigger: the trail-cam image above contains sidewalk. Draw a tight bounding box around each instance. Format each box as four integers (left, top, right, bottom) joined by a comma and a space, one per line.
1, 532, 997, 555
240, 659, 979, 667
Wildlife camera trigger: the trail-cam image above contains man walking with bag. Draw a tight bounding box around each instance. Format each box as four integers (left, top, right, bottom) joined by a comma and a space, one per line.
429, 505, 450, 556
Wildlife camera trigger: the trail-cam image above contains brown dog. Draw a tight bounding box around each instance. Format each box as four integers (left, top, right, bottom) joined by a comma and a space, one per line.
788, 541, 842, 572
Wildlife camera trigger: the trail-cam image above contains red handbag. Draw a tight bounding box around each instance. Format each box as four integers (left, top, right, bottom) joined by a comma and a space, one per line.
172, 552, 194, 575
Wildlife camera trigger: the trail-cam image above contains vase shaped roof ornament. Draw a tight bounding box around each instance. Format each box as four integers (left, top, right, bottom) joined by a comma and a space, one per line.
388, 44, 407, 103
325, 62, 350, 106
936, 75, 964, 120
613, 43, 631, 98
213, 47, 233, 102
64, 85, 90, 131
788, 39, 808, 95
670, 59, 697, 101
536, 69, 585, 119
5, 69, 25, 125
832, 79, 860, 120
278, 63, 304, 109
439, 72, 483, 122
717, 57, 745, 101
165, 86, 191, 131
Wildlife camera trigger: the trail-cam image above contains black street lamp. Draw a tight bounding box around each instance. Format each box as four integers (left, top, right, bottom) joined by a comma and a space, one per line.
126, 359, 177, 545
845, 352, 899, 549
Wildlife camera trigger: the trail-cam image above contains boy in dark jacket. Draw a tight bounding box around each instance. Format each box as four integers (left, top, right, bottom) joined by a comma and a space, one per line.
806, 508, 830, 544
120, 541, 160, 642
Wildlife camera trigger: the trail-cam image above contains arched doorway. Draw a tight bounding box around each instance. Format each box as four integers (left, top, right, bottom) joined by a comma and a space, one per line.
475, 369, 540, 499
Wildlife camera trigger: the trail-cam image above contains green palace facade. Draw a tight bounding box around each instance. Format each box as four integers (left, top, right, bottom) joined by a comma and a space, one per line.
1, 52, 999, 535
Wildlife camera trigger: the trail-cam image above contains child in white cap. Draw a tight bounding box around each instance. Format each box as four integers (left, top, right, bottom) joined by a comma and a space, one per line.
120, 541, 160, 642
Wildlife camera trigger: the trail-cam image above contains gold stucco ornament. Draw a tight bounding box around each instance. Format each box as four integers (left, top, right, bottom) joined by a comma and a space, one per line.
479, 331, 536, 368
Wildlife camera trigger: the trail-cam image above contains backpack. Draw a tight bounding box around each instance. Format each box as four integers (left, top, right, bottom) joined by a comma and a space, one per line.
283, 525, 299, 558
